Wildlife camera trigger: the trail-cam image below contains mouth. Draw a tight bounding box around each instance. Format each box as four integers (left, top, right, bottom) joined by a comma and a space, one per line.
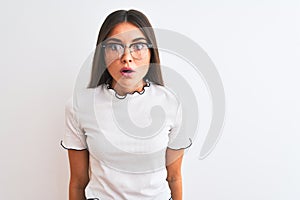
120, 67, 135, 75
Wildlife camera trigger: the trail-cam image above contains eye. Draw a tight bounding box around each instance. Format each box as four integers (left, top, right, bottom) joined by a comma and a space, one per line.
106, 43, 123, 51
131, 43, 147, 51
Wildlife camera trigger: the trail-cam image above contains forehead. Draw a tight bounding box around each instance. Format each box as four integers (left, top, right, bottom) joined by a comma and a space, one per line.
107, 22, 146, 41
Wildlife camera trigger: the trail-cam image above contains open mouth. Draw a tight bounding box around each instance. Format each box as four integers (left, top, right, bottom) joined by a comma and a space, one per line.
120, 67, 135, 74
122, 69, 134, 73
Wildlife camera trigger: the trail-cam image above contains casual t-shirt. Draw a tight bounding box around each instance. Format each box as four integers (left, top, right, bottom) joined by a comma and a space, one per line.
61, 80, 192, 200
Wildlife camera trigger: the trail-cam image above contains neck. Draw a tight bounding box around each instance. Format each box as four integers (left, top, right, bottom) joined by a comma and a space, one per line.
111, 80, 146, 96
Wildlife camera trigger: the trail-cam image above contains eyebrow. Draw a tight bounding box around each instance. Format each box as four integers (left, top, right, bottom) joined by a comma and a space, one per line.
132, 37, 148, 42
105, 38, 122, 43
105, 37, 147, 43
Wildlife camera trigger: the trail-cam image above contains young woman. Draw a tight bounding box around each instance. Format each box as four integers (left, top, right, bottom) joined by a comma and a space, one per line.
61, 9, 192, 200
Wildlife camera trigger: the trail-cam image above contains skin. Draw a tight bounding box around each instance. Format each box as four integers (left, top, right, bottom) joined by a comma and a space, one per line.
68, 22, 184, 200
105, 22, 151, 96
68, 150, 89, 200
166, 148, 185, 200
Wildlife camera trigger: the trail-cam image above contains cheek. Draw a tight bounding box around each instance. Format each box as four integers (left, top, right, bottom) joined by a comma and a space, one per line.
106, 61, 121, 77
135, 60, 150, 70
137, 52, 151, 67
105, 57, 116, 68
146, 51, 151, 63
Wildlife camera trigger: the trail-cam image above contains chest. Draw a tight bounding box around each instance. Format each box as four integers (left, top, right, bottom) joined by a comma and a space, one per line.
80, 98, 174, 173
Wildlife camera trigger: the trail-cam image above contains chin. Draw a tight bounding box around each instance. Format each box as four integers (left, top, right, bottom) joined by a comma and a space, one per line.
122, 78, 144, 87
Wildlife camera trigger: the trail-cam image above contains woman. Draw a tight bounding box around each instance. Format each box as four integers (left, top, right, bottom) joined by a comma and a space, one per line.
61, 9, 192, 200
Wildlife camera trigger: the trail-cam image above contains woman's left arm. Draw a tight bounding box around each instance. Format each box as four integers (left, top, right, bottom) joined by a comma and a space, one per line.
166, 148, 185, 200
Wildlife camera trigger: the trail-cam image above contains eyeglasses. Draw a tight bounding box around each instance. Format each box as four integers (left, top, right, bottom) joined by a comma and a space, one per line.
101, 42, 152, 60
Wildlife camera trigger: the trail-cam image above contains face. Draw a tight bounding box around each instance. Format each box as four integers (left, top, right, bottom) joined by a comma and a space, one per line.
103, 22, 151, 91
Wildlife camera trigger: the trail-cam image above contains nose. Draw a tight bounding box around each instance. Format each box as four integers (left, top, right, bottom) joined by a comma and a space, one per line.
121, 46, 133, 63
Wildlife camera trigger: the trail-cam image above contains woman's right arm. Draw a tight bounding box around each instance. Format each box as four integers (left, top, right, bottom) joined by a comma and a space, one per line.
68, 149, 89, 200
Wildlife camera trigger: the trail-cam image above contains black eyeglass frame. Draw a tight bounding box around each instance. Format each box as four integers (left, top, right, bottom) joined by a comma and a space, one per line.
101, 42, 153, 60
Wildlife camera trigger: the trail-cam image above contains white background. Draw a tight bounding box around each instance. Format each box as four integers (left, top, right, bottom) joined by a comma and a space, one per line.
0, 0, 299, 199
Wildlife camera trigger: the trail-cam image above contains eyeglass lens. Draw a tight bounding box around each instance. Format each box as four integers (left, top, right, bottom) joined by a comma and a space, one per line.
104, 43, 150, 60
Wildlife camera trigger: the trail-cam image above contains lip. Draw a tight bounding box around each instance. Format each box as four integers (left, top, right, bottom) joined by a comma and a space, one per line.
120, 67, 135, 73
120, 67, 135, 77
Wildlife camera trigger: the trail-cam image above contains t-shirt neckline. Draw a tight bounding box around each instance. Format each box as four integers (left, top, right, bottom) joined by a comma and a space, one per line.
105, 79, 151, 100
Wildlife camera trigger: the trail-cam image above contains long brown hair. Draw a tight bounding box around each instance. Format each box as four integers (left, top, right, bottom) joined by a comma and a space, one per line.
88, 9, 164, 88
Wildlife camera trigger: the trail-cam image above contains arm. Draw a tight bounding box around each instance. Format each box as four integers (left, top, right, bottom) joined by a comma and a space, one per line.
166, 148, 184, 200
68, 149, 89, 200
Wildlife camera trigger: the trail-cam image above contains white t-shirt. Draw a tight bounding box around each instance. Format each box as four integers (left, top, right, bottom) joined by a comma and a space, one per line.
61, 81, 192, 200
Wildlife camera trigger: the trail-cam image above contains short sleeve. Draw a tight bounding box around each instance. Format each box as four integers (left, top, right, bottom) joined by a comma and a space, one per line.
167, 102, 192, 150
61, 98, 88, 150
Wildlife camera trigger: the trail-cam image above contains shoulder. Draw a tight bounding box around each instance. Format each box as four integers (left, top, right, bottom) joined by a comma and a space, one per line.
150, 82, 181, 107
66, 87, 98, 112
65, 97, 79, 120
65, 97, 73, 112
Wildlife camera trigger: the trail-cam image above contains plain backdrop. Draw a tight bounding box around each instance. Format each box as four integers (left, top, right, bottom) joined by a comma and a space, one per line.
0, 0, 299, 199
